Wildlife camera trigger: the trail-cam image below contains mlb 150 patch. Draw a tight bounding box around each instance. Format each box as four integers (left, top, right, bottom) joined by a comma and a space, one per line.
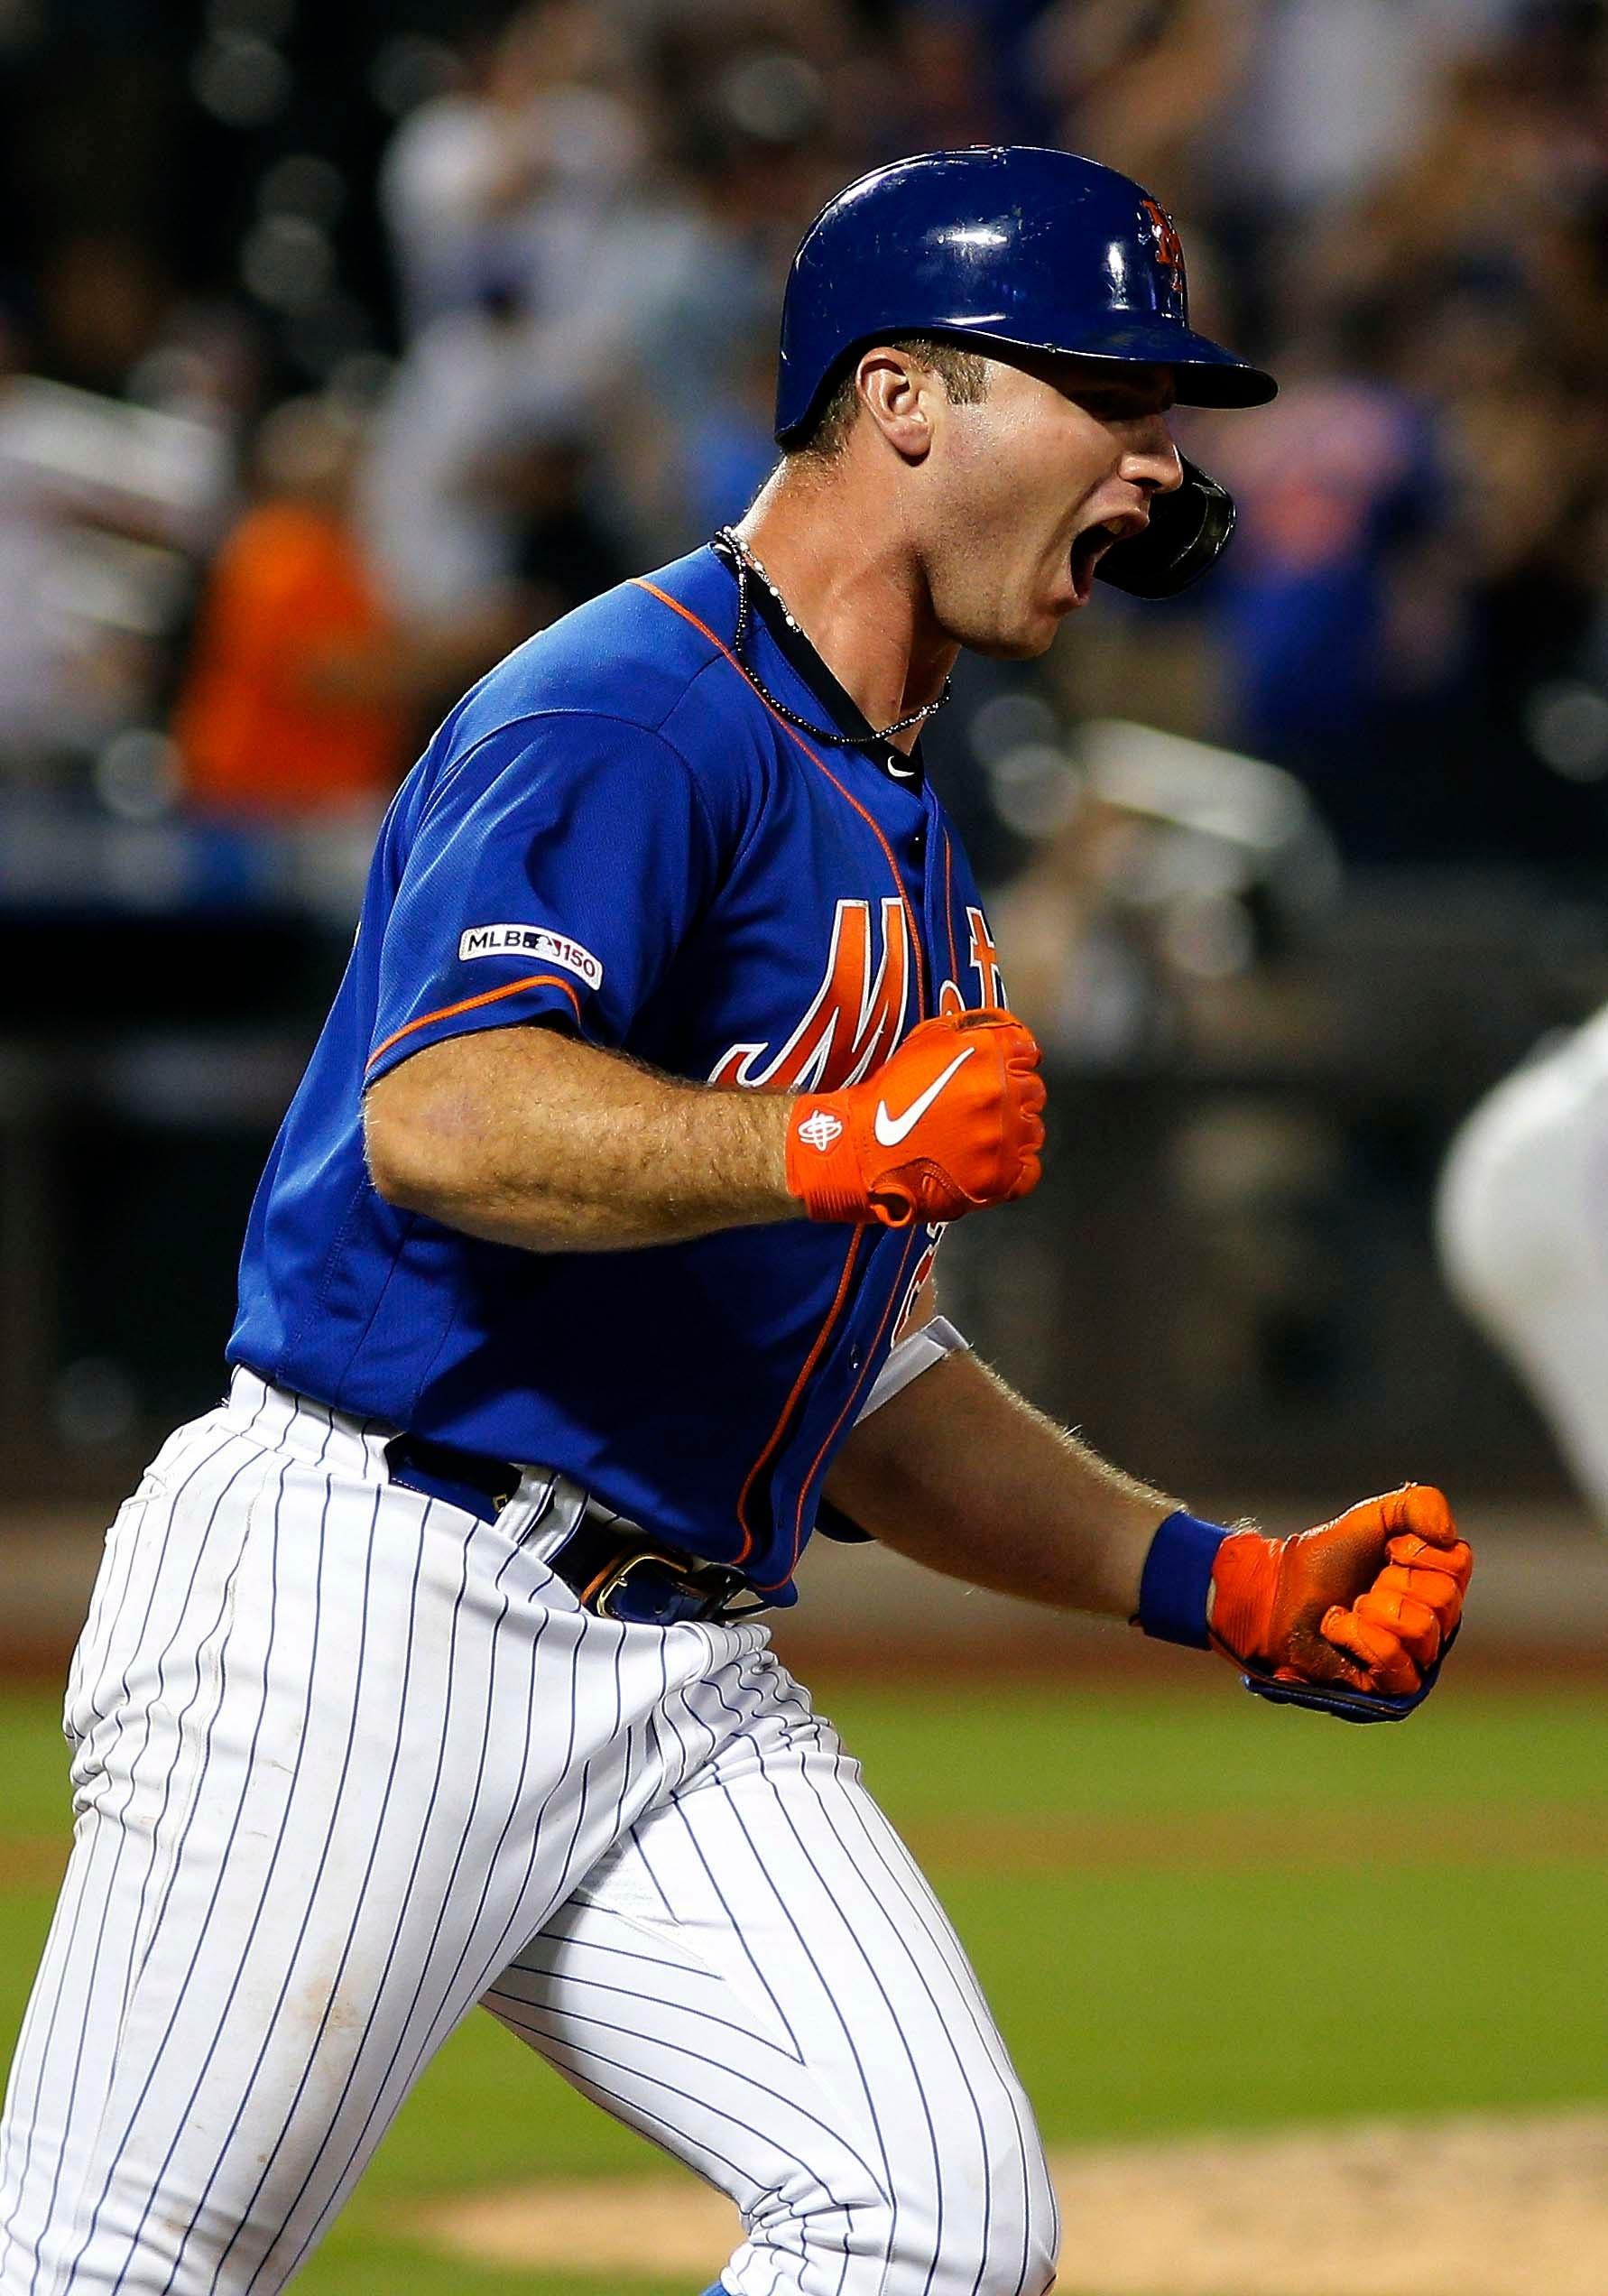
457, 925, 605, 990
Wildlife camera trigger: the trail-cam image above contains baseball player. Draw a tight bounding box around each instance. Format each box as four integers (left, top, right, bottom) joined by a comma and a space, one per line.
1437, 1005, 1608, 1524
0, 148, 1472, 2296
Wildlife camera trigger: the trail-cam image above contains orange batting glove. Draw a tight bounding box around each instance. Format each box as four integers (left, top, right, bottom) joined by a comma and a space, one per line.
1136, 1486, 1472, 1720
784, 1010, 1046, 1228
1210, 1485, 1473, 1716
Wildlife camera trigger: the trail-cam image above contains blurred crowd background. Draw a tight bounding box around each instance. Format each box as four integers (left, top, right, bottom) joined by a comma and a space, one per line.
5, 0, 1608, 1521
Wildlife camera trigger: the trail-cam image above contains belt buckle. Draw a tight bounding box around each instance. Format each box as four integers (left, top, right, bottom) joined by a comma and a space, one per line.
591, 1548, 699, 1623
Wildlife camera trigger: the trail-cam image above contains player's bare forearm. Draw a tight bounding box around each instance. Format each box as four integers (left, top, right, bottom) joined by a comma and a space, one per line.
365, 1002, 1046, 1252
824, 1349, 1175, 1620
365, 1025, 799, 1250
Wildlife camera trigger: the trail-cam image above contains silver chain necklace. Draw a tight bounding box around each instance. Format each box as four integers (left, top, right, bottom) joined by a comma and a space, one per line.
711, 526, 953, 748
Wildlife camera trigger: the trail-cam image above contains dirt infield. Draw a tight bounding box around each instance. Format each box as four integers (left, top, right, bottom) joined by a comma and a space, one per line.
414, 2107, 1608, 2295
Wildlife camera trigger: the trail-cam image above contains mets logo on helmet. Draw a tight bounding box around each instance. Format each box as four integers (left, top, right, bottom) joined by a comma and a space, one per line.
1140, 197, 1185, 288
711, 897, 910, 1092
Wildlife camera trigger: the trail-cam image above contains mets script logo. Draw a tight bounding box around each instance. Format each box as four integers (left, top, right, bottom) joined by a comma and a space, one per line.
711, 897, 910, 1091
936, 906, 1007, 1017
1140, 197, 1185, 289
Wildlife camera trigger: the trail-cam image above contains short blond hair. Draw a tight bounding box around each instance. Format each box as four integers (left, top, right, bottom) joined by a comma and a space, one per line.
788, 334, 991, 460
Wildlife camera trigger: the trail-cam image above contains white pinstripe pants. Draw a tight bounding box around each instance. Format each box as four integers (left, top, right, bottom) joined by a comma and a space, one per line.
0, 1373, 1057, 2296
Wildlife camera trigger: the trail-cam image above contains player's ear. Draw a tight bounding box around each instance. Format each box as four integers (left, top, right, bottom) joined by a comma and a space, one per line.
855, 348, 935, 466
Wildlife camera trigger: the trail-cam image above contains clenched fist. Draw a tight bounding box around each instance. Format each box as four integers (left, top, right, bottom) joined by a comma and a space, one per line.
784, 1010, 1046, 1228
1209, 1485, 1473, 1716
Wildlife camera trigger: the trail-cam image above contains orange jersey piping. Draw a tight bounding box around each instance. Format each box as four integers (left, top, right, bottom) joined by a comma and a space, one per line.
759, 1221, 926, 1590
733, 1227, 864, 1568
365, 972, 583, 1073
940, 829, 959, 988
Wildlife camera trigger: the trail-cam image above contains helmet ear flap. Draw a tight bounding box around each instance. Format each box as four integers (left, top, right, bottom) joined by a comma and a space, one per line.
1096, 458, 1236, 597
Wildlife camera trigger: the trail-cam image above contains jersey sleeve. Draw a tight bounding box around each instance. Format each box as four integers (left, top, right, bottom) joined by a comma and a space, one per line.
365, 710, 724, 1083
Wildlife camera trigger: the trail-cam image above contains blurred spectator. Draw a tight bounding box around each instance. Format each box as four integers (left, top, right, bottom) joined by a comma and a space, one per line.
33, 231, 171, 395
172, 394, 411, 818
1249, 13, 1608, 859
1031, 0, 1254, 201
481, 427, 633, 624
0, 301, 229, 772
1194, 335, 1466, 858
879, 4, 1010, 153
674, 333, 781, 540
368, 8, 842, 589
1215, 0, 1512, 218
1294, 42, 1605, 360
0, 305, 82, 766
125, 299, 269, 453
359, 274, 547, 616
588, 19, 842, 542
378, 0, 644, 337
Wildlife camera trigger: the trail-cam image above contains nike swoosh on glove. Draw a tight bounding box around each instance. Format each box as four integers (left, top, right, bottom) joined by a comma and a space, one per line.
784, 1010, 1046, 1227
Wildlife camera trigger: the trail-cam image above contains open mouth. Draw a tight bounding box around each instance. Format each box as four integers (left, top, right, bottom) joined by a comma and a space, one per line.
1068, 514, 1148, 605
1068, 523, 1118, 605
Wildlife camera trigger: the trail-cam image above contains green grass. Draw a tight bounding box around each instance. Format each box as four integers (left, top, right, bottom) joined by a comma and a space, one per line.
0, 1690, 79, 1834
946, 1857, 1608, 2134
808, 1678, 1608, 1821
3, 1678, 1603, 2293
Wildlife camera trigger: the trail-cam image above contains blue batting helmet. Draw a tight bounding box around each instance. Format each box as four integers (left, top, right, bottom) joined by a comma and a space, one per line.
774, 144, 1275, 444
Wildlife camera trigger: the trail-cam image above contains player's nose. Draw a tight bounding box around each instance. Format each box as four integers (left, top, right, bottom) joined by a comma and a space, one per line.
1120, 416, 1184, 495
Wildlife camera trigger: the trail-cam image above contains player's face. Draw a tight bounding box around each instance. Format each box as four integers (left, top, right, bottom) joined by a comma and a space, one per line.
922, 355, 1183, 657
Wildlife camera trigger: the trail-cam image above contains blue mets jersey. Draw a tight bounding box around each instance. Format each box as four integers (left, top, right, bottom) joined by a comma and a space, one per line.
229, 543, 1011, 1598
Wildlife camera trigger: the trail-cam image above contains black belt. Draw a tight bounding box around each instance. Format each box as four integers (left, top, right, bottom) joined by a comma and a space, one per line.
384, 1432, 762, 1627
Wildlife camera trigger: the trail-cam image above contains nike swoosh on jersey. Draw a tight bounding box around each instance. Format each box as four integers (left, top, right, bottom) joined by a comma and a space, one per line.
873, 1044, 976, 1146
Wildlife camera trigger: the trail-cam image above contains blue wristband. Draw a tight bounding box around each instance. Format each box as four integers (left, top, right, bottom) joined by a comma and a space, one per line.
1135, 1510, 1230, 1649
